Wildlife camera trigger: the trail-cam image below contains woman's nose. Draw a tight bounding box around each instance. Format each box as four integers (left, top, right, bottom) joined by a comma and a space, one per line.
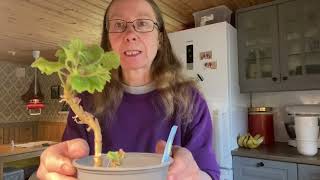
124, 25, 137, 42
125, 34, 137, 42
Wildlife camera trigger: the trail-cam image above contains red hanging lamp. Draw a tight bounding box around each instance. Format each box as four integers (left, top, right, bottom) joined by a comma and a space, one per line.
21, 51, 45, 115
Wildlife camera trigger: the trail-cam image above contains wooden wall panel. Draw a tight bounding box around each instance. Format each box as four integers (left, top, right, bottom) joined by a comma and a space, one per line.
37, 121, 66, 142
0, 122, 67, 144
0, 128, 3, 144
19, 127, 34, 143
3, 128, 9, 144
0, 122, 37, 145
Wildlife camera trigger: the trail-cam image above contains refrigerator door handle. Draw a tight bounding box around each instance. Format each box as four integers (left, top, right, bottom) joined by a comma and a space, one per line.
196, 73, 204, 81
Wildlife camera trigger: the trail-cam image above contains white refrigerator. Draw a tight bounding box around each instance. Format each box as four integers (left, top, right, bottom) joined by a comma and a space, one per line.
168, 22, 249, 180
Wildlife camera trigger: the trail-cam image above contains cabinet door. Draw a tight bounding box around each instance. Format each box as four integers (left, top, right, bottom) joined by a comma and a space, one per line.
279, 0, 320, 90
298, 164, 320, 180
233, 156, 297, 180
237, 6, 280, 92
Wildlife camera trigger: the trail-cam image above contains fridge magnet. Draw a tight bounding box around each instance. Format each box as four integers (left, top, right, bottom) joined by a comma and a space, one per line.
200, 51, 212, 60
204, 61, 217, 69
50, 85, 60, 99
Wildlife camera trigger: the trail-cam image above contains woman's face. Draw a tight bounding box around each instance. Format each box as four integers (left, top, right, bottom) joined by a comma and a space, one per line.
107, 0, 160, 74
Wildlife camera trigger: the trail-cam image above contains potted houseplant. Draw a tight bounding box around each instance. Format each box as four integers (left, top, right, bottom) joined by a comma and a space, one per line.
31, 39, 172, 180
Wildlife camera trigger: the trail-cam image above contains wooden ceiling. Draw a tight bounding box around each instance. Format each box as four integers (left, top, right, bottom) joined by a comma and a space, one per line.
0, 0, 274, 64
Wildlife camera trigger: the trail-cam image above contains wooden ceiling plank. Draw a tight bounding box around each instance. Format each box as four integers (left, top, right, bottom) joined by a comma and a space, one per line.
154, 0, 189, 25
183, 0, 209, 11
162, 14, 186, 30
81, 0, 109, 10
157, 0, 195, 18
3, 1, 101, 29
0, 0, 102, 32
164, 23, 178, 33
0, 1, 103, 40
65, 0, 107, 17
0, 0, 276, 64
28, 0, 103, 26
1, 16, 100, 44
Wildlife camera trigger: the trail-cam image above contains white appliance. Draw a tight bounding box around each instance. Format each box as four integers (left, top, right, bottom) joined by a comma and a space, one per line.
285, 105, 320, 148
168, 22, 249, 180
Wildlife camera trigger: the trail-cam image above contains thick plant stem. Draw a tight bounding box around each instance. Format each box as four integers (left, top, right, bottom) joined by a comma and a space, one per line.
63, 86, 102, 167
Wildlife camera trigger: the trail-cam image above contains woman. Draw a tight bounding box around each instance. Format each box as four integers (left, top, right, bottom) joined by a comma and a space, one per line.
37, 0, 220, 179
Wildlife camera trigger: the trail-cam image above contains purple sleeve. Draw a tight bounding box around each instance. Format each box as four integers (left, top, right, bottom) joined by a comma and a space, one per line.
62, 110, 89, 142
183, 91, 220, 180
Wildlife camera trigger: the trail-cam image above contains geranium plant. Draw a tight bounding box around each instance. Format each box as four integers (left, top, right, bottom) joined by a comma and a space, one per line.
31, 39, 120, 166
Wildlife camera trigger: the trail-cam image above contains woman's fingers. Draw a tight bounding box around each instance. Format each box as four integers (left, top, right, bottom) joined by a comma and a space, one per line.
168, 146, 200, 180
155, 141, 200, 180
37, 138, 89, 179
37, 162, 48, 179
42, 150, 76, 176
45, 172, 78, 180
155, 140, 166, 154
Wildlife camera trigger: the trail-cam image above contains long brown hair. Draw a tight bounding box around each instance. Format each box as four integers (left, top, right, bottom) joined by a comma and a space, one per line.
94, 0, 198, 124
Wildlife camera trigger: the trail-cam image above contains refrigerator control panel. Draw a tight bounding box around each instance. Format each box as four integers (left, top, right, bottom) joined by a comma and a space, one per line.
186, 44, 193, 70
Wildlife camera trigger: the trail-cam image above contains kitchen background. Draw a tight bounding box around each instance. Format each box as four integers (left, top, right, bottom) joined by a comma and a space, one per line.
1, 0, 320, 179
2, 59, 320, 143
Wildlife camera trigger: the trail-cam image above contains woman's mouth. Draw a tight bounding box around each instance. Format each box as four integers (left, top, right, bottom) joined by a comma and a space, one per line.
124, 50, 142, 57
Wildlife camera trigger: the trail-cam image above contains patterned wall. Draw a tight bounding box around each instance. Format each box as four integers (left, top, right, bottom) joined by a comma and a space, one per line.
0, 61, 67, 123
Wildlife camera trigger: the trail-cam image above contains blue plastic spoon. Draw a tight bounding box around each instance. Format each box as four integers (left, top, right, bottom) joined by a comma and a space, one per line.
161, 125, 178, 163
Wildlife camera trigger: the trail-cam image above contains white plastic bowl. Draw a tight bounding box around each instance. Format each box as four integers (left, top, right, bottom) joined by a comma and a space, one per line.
73, 153, 172, 180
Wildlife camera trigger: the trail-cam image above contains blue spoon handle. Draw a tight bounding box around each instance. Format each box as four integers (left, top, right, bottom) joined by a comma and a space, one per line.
161, 125, 178, 163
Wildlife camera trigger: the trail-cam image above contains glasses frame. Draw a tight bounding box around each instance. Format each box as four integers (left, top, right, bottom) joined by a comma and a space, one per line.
106, 19, 160, 33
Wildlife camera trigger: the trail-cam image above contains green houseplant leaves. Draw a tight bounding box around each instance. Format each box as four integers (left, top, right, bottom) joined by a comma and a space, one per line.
31, 39, 120, 93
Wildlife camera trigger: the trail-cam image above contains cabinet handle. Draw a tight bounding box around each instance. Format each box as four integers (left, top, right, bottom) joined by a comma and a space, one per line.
282, 76, 288, 81
256, 162, 264, 167
272, 77, 277, 82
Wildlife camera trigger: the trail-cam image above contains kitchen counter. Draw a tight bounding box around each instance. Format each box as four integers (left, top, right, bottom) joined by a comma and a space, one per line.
0, 143, 52, 180
231, 142, 320, 166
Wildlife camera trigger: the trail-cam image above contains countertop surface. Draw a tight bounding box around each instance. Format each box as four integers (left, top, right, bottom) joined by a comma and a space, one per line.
232, 142, 320, 165
0, 144, 46, 157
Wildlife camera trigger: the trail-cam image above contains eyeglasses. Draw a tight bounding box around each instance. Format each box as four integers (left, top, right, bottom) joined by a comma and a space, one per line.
106, 19, 160, 33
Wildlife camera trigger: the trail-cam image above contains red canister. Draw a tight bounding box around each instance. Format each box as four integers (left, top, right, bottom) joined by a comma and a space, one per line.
248, 107, 274, 145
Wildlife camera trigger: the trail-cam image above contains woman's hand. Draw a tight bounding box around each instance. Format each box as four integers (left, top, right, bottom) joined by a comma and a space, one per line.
37, 138, 89, 180
156, 140, 203, 180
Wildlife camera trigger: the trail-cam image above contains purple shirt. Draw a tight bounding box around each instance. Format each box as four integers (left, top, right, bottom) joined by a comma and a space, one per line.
63, 89, 220, 179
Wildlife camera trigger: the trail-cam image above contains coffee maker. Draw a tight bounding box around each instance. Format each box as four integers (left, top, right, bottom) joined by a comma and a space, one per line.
285, 104, 320, 148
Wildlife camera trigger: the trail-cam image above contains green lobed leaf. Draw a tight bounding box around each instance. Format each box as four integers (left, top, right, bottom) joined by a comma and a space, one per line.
62, 47, 76, 65
55, 49, 66, 64
100, 51, 120, 71
69, 73, 109, 93
80, 45, 104, 65
107, 151, 119, 161
31, 57, 65, 75
32, 38, 120, 94
68, 39, 85, 53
